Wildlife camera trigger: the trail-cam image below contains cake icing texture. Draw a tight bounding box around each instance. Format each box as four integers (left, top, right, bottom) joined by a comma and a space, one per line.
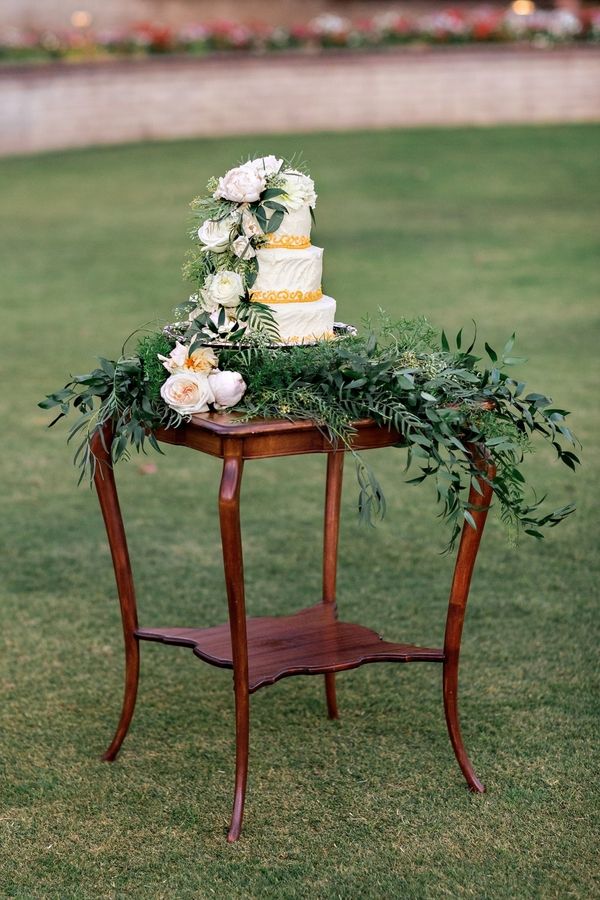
252, 246, 323, 299
186, 155, 337, 345
250, 193, 335, 343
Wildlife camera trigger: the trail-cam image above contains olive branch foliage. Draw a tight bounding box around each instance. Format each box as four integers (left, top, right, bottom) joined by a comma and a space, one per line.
40, 314, 579, 550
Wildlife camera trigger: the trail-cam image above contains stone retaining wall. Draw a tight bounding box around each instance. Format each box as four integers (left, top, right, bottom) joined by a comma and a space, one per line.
2, 47, 599, 157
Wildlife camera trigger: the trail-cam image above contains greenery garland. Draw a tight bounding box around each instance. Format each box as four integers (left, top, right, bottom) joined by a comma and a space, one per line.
40, 313, 579, 551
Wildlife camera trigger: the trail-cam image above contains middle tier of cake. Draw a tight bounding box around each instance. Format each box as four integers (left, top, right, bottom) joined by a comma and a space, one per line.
250, 245, 323, 303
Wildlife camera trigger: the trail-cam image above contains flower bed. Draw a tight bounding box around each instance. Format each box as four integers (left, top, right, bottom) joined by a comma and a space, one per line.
2, 7, 600, 66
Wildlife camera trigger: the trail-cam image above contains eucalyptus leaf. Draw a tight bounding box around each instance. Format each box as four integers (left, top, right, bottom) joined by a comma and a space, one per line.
265, 209, 285, 234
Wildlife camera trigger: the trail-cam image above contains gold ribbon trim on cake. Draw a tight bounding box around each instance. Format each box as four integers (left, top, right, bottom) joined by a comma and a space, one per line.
264, 234, 311, 250
250, 289, 323, 304
284, 330, 336, 344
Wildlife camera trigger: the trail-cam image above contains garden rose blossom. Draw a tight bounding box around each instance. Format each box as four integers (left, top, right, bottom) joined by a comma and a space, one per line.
241, 209, 262, 237
243, 155, 282, 177
186, 346, 218, 372
232, 235, 256, 259
158, 342, 218, 374
280, 169, 317, 210
202, 270, 245, 309
160, 371, 214, 415
197, 215, 237, 253
208, 370, 247, 409
214, 165, 266, 203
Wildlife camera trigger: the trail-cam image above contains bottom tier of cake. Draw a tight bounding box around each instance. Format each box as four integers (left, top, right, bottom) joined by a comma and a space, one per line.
267, 294, 336, 344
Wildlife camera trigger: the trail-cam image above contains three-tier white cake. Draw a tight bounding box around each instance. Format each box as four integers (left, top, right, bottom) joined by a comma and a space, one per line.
250, 202, 336, 344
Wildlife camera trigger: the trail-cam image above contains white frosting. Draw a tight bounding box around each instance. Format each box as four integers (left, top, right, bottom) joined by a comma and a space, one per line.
268, 294, 336, 343
252, 245, 322, 295
251, 200, 336, 344
276, 203, 312, 238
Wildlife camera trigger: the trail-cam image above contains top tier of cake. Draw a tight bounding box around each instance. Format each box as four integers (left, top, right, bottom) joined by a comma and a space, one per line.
263, 204, 312, 249
251, 202, 323, 303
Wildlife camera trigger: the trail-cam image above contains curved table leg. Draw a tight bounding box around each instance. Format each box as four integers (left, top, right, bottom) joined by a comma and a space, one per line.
443, 445, 496, 792
91, 422, 140, 762
219, 444, 250, 842
323, 450, 344, 719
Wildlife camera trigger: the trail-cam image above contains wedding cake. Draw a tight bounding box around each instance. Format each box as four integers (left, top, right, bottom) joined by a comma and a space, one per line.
250, 196, 336, 344
188, 155, 337, 345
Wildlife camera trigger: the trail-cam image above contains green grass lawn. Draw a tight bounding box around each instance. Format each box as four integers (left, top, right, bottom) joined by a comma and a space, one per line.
1, 125, 598, 898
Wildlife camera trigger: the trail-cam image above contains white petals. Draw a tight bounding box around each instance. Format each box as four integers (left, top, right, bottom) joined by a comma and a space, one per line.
214, 165, 266, 203
232, 235, 256, 259
208, 370, 247, 409
160, 372, 215, 415
197, 215, 237, 253
202, 270, 245, 309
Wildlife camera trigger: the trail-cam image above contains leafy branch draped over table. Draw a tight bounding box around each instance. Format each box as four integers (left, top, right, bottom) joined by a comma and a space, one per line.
40, 314, 578, 551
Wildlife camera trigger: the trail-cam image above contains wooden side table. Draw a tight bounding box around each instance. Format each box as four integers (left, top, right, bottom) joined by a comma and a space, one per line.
91, 413, 495, 842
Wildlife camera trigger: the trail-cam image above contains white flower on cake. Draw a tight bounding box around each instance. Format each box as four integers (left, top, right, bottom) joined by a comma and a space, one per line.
232, 235, 256, 260
214, 165, 266, 203
243, 155, 283, 177
160, 371, 215, 415
202, 270, 245, 310
204, 309, 237, 338
158, 341, 218, 374
197, 215, 238, 253
208, 370, 247, 409
188, 306, 237, 337
280, 170, 317, 211
241, 208, 262, 237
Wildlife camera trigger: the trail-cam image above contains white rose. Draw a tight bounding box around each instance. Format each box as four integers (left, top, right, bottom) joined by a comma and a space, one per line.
280, 169, 317, 210
214, 165, 266, 203
197, 215, 238, 253
232, 235, 256, 260
160, 372, 215, 415
208, 370, 247, 409
202, 270, 245, 309
243, 155, 283, 177
241, 208, 262, 237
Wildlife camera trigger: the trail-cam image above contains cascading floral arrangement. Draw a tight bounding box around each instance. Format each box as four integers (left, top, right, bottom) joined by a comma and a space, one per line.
40, 155, 579, 549
179, 153, 316, 346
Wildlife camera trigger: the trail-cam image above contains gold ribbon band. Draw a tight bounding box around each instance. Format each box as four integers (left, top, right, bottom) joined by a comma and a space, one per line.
284, 330, 335, 344
250, 289, 323, 304
264, 234, 311, 250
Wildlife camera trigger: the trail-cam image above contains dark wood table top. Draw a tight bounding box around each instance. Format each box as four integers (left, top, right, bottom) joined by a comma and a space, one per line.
154, 412, 404, 460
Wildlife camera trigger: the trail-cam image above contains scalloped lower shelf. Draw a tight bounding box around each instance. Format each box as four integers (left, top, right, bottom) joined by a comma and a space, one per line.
136, 603, 444, 693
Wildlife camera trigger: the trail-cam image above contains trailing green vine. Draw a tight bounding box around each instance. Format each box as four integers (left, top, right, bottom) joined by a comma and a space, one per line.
40, 314, 579, 549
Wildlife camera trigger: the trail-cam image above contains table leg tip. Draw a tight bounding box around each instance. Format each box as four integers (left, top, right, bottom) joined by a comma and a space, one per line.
468, 780, 486, 794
